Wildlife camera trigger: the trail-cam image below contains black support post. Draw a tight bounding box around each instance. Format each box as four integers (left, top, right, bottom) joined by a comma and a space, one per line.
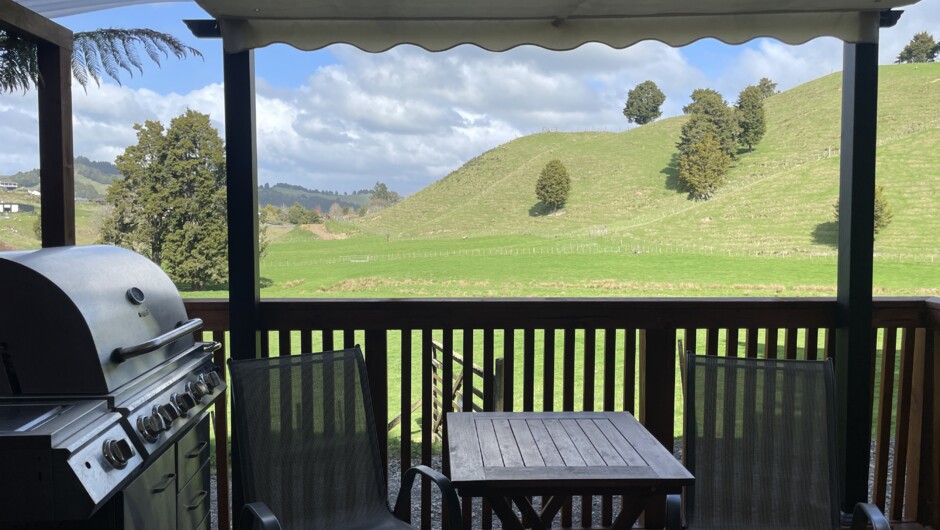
835, 41, 878, 514
223, 50, 262, 361
224, 49, 260, 530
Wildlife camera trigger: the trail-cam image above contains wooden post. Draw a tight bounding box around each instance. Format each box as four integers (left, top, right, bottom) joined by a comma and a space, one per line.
37, 41, 75, 247
918, 326, 940, 525
639, 328, 676, 529
835, 39, 879, 514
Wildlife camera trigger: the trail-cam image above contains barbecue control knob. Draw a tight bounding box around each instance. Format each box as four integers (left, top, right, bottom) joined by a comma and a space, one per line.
200, 372, 222, 390
102, 438, 135, 469
187, 381, 210, 402
137, 414, 164, 442
172, 392, 197, 415
155, 403, 180, 425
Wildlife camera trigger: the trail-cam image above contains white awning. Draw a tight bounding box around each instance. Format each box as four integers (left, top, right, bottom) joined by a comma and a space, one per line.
17, 0, 920, 53
17, 0, 188, 18
193, 0, 918, 53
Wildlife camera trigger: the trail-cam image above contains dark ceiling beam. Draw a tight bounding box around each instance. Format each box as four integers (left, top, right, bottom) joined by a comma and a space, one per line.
184, 19, 221, 39
0, 0, 72, 49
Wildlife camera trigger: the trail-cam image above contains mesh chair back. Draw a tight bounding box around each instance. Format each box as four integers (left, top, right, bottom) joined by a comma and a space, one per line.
684, 354, 841, 530
229, 347, 391, 530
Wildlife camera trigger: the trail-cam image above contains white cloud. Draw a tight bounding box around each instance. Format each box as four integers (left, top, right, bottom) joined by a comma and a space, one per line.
2, 0, 937, 194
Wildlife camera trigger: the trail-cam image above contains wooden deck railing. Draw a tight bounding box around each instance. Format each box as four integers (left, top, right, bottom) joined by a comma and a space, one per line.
186, 297, 940, 529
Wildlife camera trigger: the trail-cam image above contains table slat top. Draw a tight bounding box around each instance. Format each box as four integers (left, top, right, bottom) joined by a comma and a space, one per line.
447, 411, 693, 493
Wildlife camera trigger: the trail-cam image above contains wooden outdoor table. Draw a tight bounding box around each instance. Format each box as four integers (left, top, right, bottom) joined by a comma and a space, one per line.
446, 411, 693, 530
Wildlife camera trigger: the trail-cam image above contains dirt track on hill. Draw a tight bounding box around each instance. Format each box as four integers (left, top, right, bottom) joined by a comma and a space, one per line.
301, 223, 346, 240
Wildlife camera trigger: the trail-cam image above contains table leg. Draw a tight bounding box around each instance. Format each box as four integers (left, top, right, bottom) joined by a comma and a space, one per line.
538, 495, 569, 527
511, 496, 548, 530
486, 496, 526, 530
611, 496, 648, 530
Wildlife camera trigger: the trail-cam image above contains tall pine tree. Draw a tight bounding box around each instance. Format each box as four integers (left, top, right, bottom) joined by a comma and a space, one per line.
101, 110, 227, 290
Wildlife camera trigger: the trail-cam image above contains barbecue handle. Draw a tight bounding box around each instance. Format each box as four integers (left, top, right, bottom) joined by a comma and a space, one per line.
112, 319, 204, 363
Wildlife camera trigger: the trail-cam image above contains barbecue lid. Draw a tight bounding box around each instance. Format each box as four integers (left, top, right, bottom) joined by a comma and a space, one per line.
0, 245, 196, 395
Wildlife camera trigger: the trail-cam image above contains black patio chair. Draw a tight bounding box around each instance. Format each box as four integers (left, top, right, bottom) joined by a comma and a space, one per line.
229, 346, 462, 530
668, 353, 890, 530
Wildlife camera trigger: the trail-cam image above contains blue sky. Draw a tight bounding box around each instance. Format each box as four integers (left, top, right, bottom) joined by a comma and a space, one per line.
2, 1, 938, 194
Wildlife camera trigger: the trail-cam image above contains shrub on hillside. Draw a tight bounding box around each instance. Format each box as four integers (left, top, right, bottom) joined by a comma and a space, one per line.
677, 131, 730, 200
535, 159, 571, 212
832, 185, 894, 238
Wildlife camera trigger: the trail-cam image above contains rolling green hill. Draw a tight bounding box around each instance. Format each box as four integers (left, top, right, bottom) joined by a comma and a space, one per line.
1, 156, 120, 200
357, 64, 940, 258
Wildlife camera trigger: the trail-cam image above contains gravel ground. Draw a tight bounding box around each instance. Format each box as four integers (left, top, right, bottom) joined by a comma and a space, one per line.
211, 438, 893, 529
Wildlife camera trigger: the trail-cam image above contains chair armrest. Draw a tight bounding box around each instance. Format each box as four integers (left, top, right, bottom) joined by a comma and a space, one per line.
393, 464, 463, 530
850, 502, 890, 530
666, 493, 682, 530
239, 501, 284, 530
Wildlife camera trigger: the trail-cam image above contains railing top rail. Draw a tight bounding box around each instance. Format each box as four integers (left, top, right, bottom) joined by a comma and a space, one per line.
183, 297, 933, 331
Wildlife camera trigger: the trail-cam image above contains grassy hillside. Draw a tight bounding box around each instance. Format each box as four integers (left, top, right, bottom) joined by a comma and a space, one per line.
357, 64, 940, 258
1, 157, 120, 200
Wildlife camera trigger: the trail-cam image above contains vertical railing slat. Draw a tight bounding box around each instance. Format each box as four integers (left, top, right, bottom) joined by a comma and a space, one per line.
602, 328, 617, 527
726, 328, 739, 357
543, 329, 556, 412
562, 327, 575, 528
421, 330, 433, 530
503, 330, 515, 412
888, 328, 915, 521
765, 328, 779, 359
706, 328, 719, 356
784, 328, 798, 360
582, 328, 597, 527
805, 327, 819, 361
523, 328, 535, 412
872, 327, 897, 510
210, 330, 230, 530
745, 328, 759, 358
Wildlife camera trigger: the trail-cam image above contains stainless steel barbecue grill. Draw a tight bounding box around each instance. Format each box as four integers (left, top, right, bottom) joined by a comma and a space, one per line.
0, 245, 225, 530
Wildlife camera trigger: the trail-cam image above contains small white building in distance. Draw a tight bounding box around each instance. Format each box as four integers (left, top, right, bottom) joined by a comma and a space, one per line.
0, 203, 35, 214
0, 181, 17, 190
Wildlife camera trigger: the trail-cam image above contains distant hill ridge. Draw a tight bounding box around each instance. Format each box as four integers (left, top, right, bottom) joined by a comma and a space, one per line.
0, 156, 120, 200
0, 162, 371, 208
258, 183, 371, 211
356, 64, 940, 258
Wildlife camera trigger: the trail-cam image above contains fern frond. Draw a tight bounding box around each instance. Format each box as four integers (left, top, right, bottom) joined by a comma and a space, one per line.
72, 28, 202, 87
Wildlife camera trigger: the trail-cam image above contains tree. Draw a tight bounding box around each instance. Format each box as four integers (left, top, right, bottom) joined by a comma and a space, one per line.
757, 77, 778, 99
370, 181, 401, 211
683, 88, 738, 158
622, 80, 666, 125
100, 110, 227, 290
535, 159, 571, 211
287, 203, 308, 224
735, 85, 766, 152
677, 131, 730, 201
1, 28, 201, 93
896, 32, 938, 64
832, 185, 894, 238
